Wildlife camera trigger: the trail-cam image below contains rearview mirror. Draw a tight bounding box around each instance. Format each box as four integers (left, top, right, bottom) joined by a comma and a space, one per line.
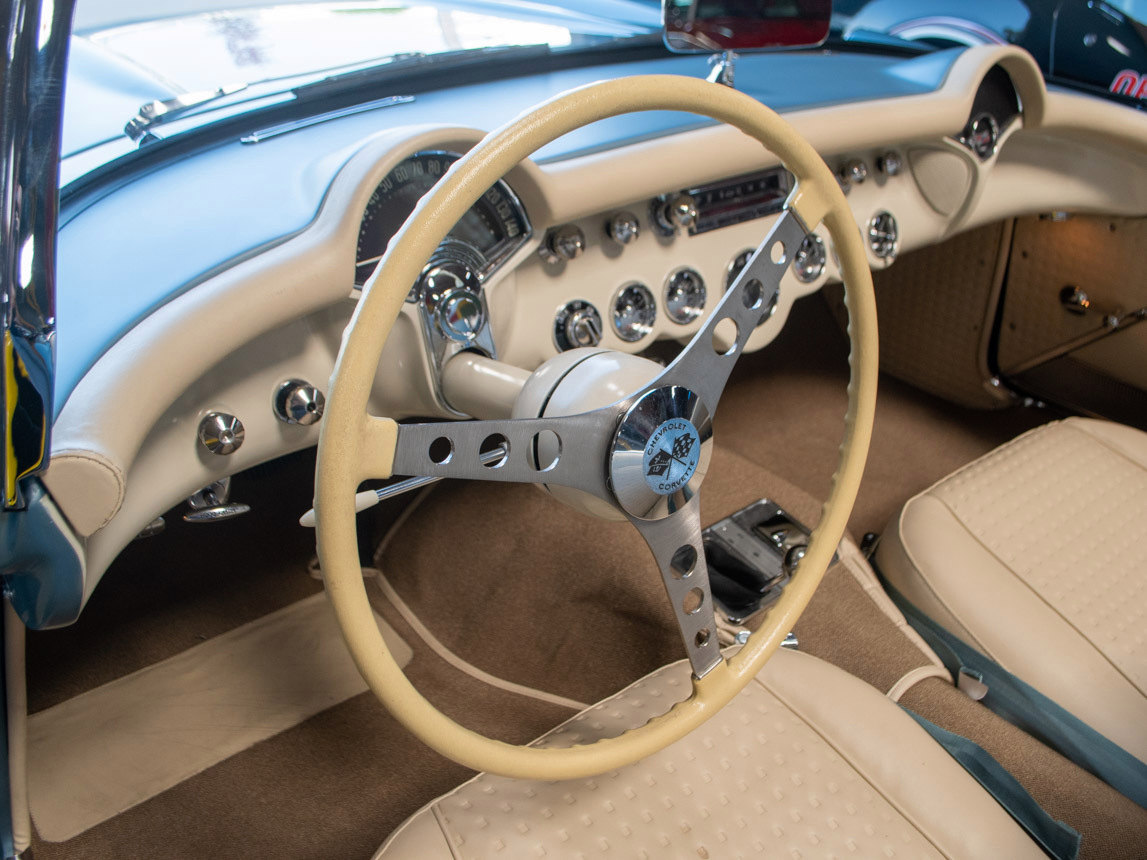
663, 0, 832, 53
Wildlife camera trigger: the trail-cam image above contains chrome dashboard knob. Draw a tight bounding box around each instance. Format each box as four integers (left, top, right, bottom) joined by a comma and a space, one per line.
876, 150, 902, 176
605, 211, 640, 245
567, 306, 603, 348
845, 159, 868, 185
273, 379, 325, 425
540, 224, 586, 263
198, 412, 244, 455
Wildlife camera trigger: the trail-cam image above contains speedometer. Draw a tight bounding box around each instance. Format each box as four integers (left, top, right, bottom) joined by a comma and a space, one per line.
354, 151, 531, 287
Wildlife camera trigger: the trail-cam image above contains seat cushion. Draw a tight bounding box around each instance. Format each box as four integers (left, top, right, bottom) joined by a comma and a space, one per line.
377, 649, 1042, 859
877, 417, 1147, 762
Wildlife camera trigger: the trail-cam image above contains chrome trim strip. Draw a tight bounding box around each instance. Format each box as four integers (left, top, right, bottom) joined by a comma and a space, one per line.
239, 95, 415, 144
1, 0, 75, 508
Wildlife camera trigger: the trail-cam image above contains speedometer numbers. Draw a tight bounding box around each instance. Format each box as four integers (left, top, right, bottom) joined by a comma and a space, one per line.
354, 151, 531, 287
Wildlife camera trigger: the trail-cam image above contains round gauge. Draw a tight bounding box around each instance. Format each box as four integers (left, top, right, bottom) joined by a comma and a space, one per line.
612, 282, 657, 342
664, 268, 706, 324
868, 212, 899, 261
963, 113, 999, 161
793, 234, 826, 283
355, 151, 530, 286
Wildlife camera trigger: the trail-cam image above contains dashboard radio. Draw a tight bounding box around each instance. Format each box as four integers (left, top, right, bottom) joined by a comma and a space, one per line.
654, 166, 794, 237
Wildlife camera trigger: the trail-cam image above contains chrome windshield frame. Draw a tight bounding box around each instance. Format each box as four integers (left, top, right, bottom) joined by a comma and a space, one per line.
1, 0, 76, 508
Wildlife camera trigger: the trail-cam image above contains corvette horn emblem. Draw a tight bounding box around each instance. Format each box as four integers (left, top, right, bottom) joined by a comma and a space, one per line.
643, 419, 701, 495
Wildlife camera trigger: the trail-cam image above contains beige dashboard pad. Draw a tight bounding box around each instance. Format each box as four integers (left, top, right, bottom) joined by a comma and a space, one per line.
27, 593, 411, 842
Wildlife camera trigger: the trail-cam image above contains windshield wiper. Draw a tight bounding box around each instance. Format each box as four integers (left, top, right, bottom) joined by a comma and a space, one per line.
292, 44, 554, 101
125, 84, 248, 141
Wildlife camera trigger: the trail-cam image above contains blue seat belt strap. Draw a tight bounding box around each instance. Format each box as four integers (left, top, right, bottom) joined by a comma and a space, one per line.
905, 711, 1081, 860
881, 577, 1147, 810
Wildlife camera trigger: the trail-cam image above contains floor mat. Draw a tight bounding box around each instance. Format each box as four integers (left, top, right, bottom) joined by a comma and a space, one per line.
29, 593, 411, 843
30, 584, 574, 860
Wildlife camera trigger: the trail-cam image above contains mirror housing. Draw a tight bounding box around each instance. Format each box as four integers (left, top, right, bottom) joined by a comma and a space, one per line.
663, 0, 832, 54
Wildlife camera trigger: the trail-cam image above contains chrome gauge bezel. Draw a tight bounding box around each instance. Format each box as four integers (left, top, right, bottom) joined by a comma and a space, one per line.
725, 249, 754, 289
611, 282, 657, 343
961, 113, 1000, 161
553, 299, 604, 352
663, 267, 707, 325
793, 233, 826, 283
867, 211, 899, 261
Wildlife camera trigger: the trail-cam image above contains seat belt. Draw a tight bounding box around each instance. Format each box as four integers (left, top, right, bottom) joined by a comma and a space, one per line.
905, 712, 1081, 860
881, 577, 1147, 811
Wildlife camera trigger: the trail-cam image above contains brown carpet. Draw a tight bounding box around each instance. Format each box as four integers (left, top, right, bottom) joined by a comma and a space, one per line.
375, 444, 850, 707
717, 294, 1047, 537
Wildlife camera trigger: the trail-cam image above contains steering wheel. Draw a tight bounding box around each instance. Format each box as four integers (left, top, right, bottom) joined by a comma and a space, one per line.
315, 75, 877, 780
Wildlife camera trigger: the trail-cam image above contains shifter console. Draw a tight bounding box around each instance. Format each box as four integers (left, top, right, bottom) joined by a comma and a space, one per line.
703, 499, 832, 623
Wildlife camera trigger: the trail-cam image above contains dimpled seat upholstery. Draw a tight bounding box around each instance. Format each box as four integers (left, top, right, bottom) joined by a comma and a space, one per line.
877, 417, 1147, 762
376, 649, 1042, 859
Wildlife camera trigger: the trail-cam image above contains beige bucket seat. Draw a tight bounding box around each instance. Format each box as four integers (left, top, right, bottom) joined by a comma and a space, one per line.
376, 648, 1043, 859
876, 417, 1147, 762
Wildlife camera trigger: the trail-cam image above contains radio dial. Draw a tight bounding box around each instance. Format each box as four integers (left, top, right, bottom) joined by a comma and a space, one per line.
653, 193, 698, 235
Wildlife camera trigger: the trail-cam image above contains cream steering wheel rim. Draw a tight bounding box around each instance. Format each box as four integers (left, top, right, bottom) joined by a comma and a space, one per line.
315, 75, 877, 780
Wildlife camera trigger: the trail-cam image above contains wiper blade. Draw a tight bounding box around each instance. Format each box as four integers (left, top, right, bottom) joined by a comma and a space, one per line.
125, 84, 248, 141
292, 44, 553, 100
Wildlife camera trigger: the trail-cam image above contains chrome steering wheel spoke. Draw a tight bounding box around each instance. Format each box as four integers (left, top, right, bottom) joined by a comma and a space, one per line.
391, 411, 618, 502
629, 493, 722, 678
653, 208, 808, 404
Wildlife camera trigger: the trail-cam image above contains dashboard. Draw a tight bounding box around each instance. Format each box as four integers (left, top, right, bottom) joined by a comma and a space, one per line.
37, 43, 1147, 625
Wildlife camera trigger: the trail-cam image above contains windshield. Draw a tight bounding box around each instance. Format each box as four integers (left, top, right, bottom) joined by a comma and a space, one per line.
61, 0, 1147, 181
75, 1, 657, 94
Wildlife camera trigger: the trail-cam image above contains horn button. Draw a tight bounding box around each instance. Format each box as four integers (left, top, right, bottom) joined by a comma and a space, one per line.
610, 385, 713, 521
